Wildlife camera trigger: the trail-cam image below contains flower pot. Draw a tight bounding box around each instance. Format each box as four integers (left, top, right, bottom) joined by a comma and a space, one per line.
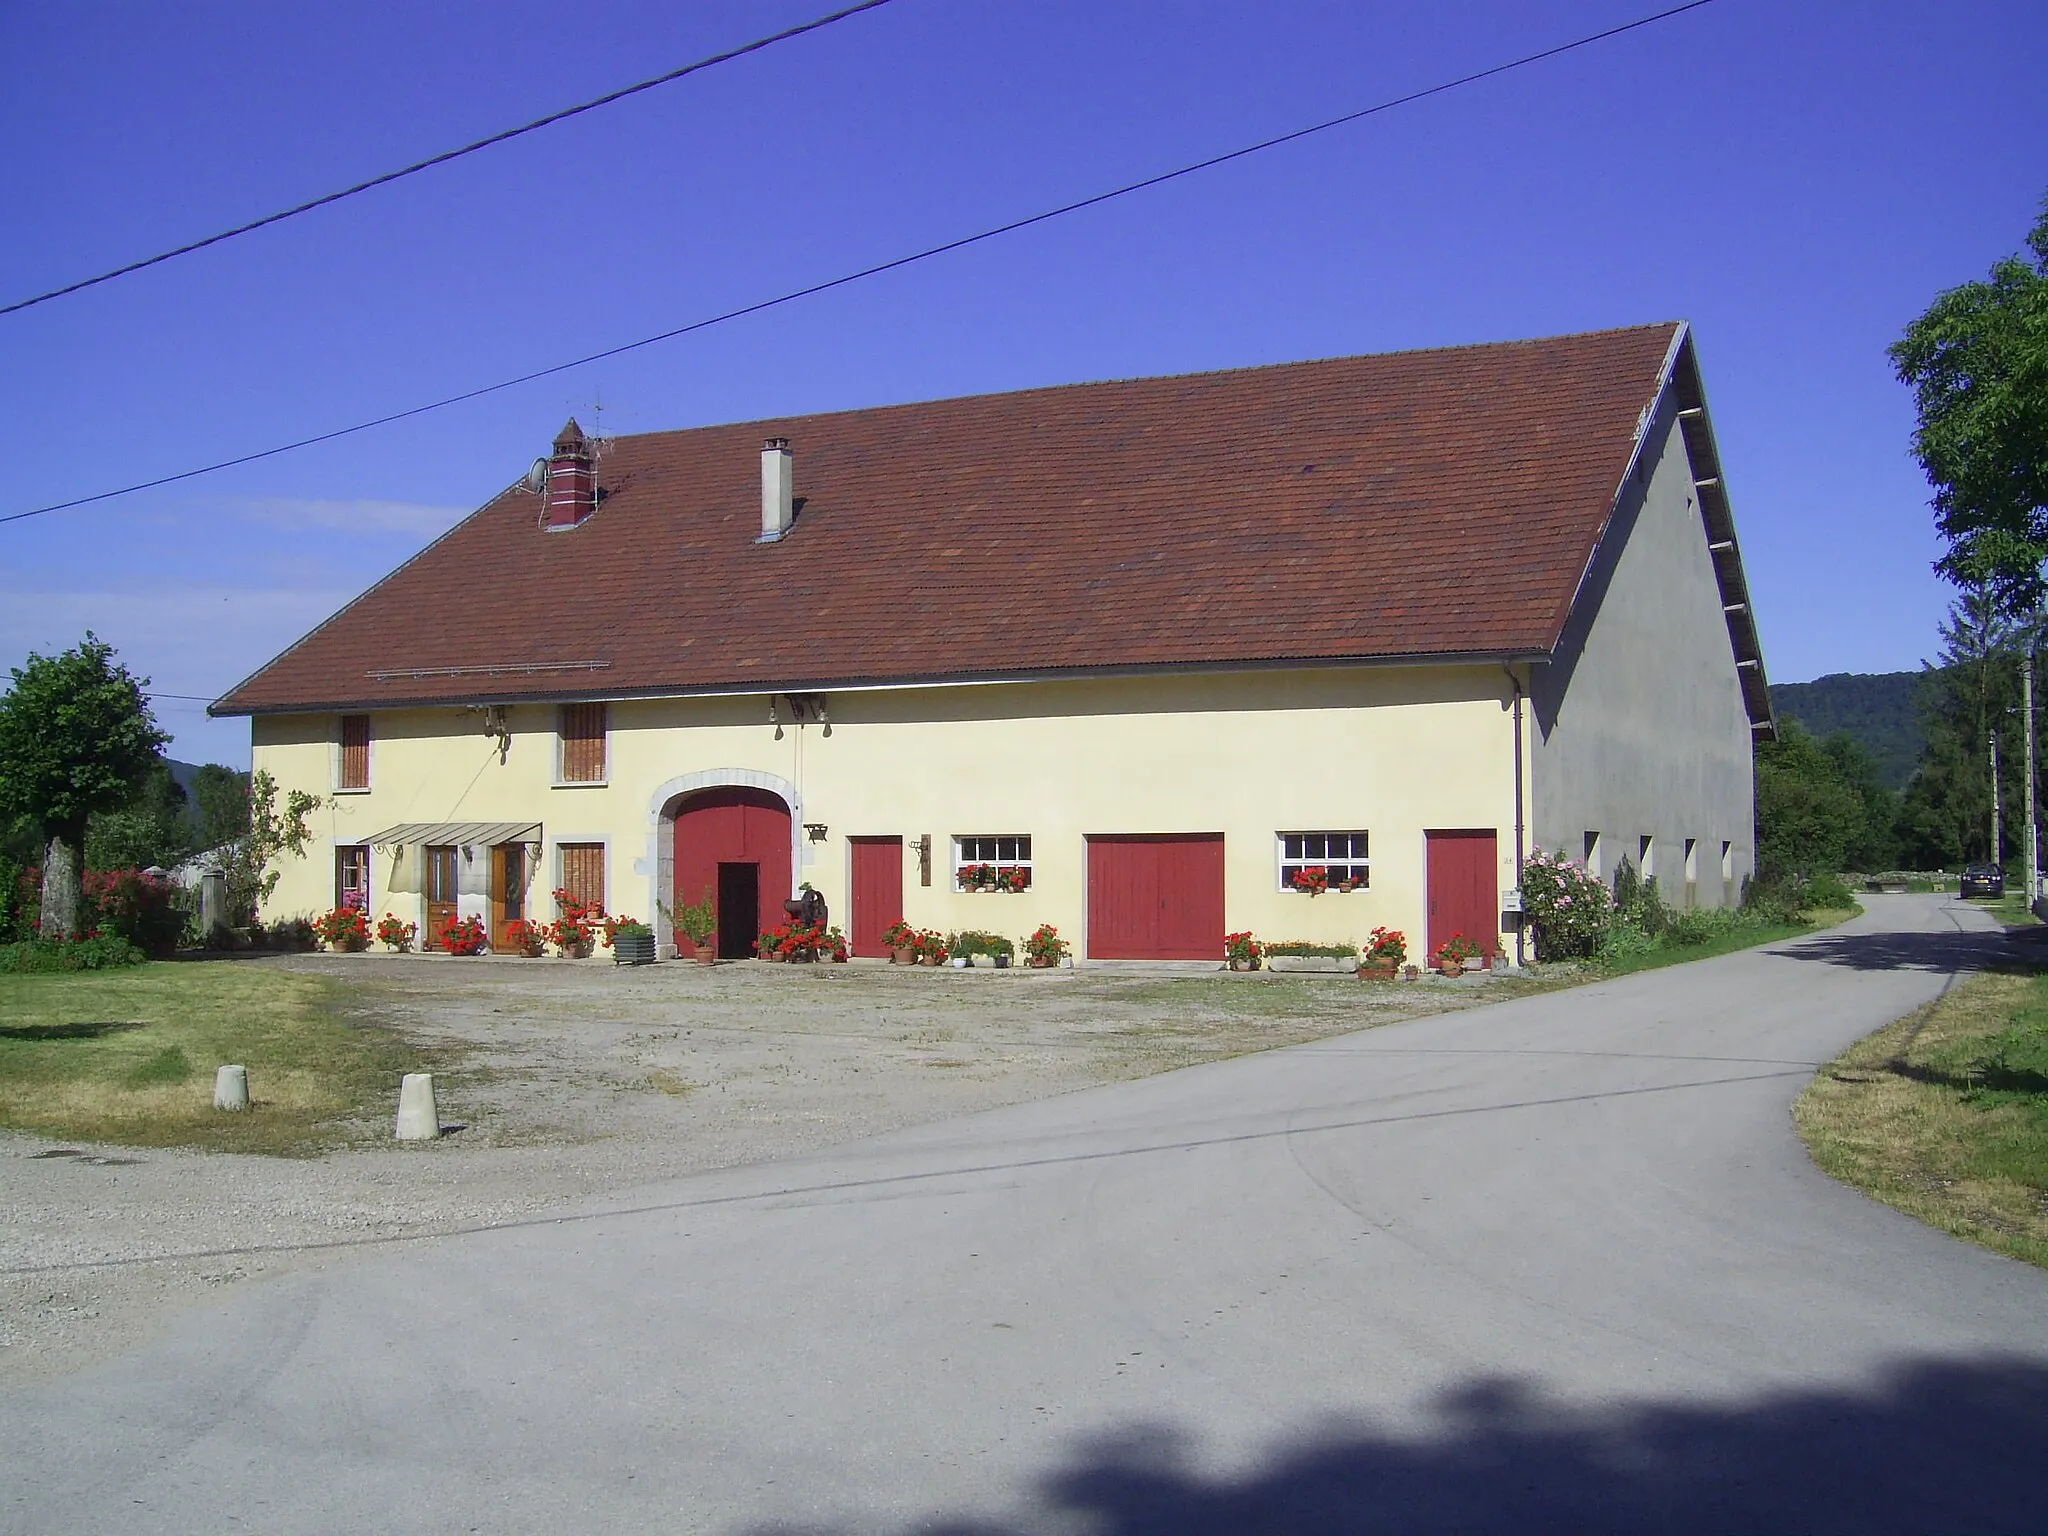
1358, 965, 1396, 981
893, 946, 917, 965
765, 950, 785, 962
993, 953, 1011, 968
695, 952, 717, 966
613, 931, 656, 966
1027, 956, 1054, 968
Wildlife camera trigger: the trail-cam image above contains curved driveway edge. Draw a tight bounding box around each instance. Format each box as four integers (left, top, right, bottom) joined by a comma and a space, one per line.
4, 894, 2044, 1534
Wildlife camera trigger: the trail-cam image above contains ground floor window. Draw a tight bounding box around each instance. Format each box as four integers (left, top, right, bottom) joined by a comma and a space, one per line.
559, 842, 606, 914
953, 834, 1031, 891
336, 845, 369, 910
1278, 831, 1369, 891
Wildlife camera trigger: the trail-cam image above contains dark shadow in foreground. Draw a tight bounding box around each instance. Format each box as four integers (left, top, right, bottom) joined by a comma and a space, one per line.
758, 1356, 2048, 1535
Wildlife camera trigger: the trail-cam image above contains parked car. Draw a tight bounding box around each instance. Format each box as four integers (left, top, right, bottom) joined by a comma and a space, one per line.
1960, 864, 2005, 899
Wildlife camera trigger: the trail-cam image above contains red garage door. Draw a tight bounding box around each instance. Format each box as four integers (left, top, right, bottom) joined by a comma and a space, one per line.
1087, 834, 1225, 960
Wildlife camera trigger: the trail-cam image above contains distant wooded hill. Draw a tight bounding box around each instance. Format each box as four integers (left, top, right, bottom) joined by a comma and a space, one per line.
1769, 671, 1926, 790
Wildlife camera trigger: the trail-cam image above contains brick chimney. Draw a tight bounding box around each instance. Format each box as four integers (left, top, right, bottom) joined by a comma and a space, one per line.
759, 437, 794, 542
545, 419, 596, 530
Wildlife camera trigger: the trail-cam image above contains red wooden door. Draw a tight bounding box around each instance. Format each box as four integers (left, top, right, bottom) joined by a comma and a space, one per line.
1426, 830, 1498, 968
673, 788, 792, 957
849, 837, 903, 958
1086, 834, 1225, 960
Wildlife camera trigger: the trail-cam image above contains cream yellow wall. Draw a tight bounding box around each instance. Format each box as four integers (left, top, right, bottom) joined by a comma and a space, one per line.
251, 663, 1524, 961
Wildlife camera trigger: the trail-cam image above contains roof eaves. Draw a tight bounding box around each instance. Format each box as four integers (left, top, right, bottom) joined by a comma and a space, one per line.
209, 646, 1558, 717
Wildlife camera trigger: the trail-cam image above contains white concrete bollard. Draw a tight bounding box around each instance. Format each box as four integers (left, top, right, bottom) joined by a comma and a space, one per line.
394, 1073, 441, 1141
213, 1065, 250, 1112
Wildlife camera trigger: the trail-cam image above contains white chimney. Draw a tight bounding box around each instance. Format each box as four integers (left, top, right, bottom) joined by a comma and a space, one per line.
760, 437, 794, 542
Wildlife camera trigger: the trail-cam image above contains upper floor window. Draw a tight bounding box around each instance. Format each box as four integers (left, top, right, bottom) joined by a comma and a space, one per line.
954, 834, 1031, 892
559, 702, 607, 783
338, 714, 371, 790
1278, 831, 1369, 892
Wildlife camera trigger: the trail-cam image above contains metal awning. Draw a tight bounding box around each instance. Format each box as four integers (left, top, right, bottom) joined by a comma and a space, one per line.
367, 822, 541, 850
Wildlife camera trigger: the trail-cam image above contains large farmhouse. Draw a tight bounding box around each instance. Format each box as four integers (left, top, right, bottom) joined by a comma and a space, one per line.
212, 323, 1771, 963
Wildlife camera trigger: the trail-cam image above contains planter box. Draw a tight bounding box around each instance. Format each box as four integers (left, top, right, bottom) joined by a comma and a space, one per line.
1265, 953, 1360, 974
1357, 965, 1397, 981
613, 932, 656, 966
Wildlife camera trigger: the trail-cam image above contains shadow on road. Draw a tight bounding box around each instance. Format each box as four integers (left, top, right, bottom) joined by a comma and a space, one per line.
760, 1355, 2048, 1535
1769, 921, 2028, 975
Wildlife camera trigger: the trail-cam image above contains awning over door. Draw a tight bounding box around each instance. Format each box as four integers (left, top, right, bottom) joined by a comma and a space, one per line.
367, 822, 541, 851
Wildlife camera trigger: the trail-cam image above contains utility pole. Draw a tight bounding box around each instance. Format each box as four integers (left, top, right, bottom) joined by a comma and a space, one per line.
2026, 646, 2039, 909
1991, 730, 2002, 867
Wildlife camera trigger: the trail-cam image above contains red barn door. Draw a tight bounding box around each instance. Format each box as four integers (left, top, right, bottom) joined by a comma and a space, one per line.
673, 788, 792, 958
1086, 834, 1225, 960
1426, 830, 1498, 968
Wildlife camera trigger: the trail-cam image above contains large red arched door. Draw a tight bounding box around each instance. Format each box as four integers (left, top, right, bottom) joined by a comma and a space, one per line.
673, 787, 792, 959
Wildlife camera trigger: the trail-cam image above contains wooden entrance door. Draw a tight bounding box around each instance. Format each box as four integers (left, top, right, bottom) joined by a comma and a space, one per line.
1086, 834, 1225, 960
490, 843, 527, 949
424, 845, 459, 949
849, 837, 903, 957
1426, 830, 1498, 968
673, 788, 792, 959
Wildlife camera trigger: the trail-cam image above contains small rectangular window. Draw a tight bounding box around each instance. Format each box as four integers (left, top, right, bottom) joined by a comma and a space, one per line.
560, 703, 607, 783
339, 714, 371, 790
1721, 841, 1734, 882
1278, 831, 1370, 891
1583, 831, 1601, 878
559, 842, 606, 913
1638, 835, 1655, 881
1684, 837, 1699, 883
952, 835, 1032, 891
335, 845, 369, 909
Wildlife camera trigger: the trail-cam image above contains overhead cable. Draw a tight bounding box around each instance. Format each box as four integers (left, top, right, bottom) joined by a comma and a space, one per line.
3, 0, 1719, 525
0, 0, 899, 318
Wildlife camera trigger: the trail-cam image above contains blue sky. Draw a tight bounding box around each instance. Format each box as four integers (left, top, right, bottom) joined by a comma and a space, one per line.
3, 0, 2043, 768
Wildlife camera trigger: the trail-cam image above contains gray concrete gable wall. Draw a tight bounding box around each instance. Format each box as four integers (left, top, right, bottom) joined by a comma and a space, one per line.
1528, 396, 1756, 908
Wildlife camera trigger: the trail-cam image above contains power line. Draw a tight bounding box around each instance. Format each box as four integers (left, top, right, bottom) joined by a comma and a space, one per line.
0, 0, 898, 318
4, 0, 1719, 526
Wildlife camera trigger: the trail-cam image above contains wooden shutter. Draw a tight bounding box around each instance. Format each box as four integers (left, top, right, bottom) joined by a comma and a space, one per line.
560, 703, 607, 782
339, 715, 370, 789
560, 843, 606, 914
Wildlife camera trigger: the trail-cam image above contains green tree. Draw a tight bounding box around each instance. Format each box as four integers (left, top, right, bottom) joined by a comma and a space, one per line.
84, 759, 194, 871
1890, 195, 2048, 611
1819, 731, 1900, 872
0, 634, 170, 937
1756, 720, 1866, 883
189, 764, 251, 852
1896, 589, 2040, 870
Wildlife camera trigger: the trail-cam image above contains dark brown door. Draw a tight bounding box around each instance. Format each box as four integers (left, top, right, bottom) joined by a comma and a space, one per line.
1426, 830, 1498, 968
1086, 834, 1225, 960
850, 837, 904, 957
425, 845, 459, 949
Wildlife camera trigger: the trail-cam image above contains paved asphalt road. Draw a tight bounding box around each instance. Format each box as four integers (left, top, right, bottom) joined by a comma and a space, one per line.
6, 895, 2048, 1534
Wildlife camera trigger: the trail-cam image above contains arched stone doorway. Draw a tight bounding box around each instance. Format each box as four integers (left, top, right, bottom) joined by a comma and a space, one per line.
669, 786, 793, 958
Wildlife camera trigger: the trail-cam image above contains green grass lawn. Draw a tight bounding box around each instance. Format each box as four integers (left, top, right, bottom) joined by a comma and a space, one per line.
1798, 966, 2048, 1270
0, 961, 442, 1156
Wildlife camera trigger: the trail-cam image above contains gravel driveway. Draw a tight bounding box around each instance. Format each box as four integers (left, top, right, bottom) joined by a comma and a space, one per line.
1, 954, 1533, 1384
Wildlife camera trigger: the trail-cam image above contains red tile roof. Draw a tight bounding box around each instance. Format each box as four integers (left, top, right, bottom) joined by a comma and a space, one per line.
214, 323, 1687, 715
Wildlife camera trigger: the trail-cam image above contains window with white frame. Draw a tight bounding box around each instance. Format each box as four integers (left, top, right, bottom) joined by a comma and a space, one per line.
953, 835, 1032, 892
1278, 831, 1370, 891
